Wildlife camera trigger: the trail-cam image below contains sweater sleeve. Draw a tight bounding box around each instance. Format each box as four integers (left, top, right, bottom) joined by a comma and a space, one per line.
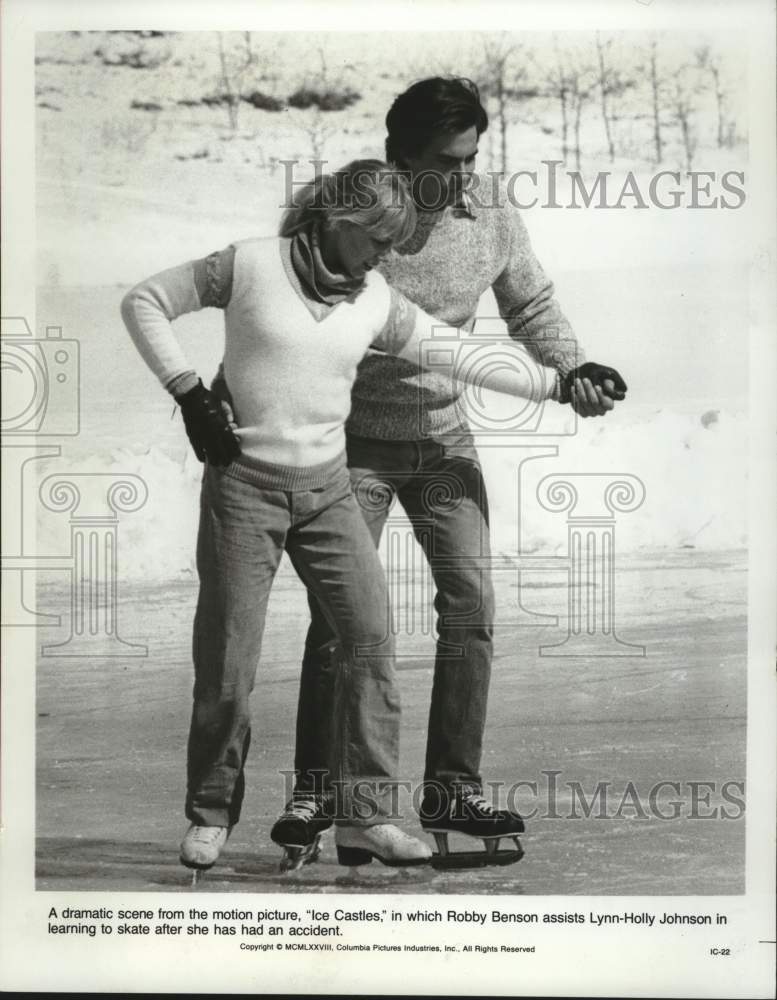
370, 284, 420, 356
120, 246, 235, 397
374, 285, 562, 403
491, 202, 584, 376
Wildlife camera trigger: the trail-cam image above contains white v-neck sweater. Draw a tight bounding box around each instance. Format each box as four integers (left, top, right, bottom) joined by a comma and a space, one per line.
121, 236, 560, 469
122, 237, 417, 467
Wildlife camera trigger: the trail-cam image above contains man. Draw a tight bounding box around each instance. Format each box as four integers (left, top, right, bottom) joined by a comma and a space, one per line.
271, 78, 626, 867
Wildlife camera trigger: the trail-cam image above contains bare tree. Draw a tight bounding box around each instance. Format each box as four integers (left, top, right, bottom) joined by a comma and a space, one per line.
670, 65, 702, 170
695, 45, 731, 148
480, 35, 519, 174
546, 39, 597, 168
252, 33, 285, 102
289, 44, 346, 163
216, 31, 256, 131
647, 38, 665, 165
595, 33, 616, 162
570, 66, 597, 170
594, 33, 635, 163
301, 107, 336, 162
631, 36, 674, 166
546, 37, 572, 164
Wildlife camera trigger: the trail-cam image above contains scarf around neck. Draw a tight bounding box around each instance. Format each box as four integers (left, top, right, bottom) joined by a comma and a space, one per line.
290, 224, 364, 305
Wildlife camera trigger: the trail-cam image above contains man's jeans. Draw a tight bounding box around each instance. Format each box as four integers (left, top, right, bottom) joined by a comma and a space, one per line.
295, 430, 495, 797
186, 461, 400, 828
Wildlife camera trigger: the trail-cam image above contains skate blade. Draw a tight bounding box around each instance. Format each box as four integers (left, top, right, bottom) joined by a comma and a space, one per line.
279, 837, 323, 873
430, 846, 524, 870
336, 854, 432, 869
428, 833, 524, 870
180, 856, 215, 873
375, 855, 431, 868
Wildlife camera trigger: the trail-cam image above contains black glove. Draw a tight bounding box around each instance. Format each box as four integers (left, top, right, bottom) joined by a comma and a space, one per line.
178, 379, 241, 467
560, 362, 628, 404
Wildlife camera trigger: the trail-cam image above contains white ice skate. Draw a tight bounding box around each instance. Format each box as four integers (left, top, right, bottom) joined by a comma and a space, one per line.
335, 823, 433, 867
179, 823, 230, 875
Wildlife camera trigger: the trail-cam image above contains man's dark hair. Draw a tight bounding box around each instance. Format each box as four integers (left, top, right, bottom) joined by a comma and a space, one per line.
385, 77, 488, 165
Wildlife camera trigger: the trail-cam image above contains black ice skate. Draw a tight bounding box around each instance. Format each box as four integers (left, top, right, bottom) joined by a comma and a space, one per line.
419, 787, 525, 870
270, 792, 334, 872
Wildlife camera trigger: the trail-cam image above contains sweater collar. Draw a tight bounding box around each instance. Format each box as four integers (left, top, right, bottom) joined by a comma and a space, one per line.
452, 188, 477, 218
290, 224, 364, 305
413, 186, 477, 224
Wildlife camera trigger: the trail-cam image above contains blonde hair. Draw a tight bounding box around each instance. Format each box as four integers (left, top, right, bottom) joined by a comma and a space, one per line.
280, 159, 416, 247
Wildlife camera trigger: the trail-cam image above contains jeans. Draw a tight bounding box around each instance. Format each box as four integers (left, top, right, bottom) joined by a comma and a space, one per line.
295, 429, 495, 797
186, 460, 400, 828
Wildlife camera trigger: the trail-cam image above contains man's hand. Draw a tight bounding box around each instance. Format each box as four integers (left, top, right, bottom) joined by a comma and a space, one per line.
178, 379, 241, 466
561, 362, 628, 418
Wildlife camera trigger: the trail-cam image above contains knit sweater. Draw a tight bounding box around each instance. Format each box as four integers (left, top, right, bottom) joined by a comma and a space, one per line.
120, 235, 561, 469
348, 178, 583, 440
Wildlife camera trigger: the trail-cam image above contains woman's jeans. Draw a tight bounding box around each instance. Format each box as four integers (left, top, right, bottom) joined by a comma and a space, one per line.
185, 461, 399, 828
295, 430, 495, 799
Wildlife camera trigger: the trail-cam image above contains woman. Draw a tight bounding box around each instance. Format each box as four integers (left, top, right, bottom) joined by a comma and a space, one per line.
121, 160, 565, 875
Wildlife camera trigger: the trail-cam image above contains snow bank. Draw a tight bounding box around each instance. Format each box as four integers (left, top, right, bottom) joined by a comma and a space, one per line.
33, 408, 746, 584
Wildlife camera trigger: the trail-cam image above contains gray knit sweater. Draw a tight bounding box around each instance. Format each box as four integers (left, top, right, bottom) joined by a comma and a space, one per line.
348, 179, 583, 440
